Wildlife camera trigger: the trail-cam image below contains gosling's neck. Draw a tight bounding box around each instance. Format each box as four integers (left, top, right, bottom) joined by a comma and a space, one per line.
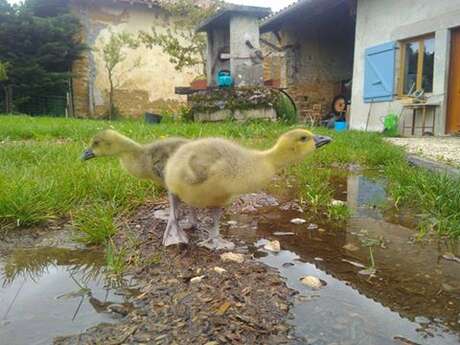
262, 144, 298, 170
116, 136, 144, 160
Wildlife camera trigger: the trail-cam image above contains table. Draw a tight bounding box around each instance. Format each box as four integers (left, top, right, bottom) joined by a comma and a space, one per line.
402, 103, 439, 136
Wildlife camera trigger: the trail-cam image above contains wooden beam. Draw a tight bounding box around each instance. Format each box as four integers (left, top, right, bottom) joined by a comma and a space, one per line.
416, 39, 424, 90
398, 42, 406, 96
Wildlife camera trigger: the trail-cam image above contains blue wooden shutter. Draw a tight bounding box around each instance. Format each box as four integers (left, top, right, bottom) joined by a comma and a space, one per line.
363, 42, 396, 103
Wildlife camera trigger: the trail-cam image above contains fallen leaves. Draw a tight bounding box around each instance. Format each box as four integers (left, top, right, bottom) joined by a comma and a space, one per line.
215, 301, 231, 315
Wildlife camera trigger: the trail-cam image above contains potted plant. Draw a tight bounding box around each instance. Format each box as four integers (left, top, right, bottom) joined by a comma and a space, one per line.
191, 75, 207, 90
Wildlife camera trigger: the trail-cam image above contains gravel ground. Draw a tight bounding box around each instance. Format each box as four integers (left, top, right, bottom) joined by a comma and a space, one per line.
386, 137, 460, 167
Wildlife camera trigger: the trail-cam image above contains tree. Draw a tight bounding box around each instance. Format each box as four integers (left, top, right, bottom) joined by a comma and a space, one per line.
0, 0, 84, 113
0, 61, 12, 113
0, 62, 7, 82
139, 0, 223, 75
98, 31, 140, 120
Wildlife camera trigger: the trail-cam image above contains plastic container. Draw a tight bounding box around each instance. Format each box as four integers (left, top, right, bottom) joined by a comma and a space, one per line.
144, 112, 162, 124
383, 113, 399, 136
335, 121, 347, 132
216, 70, 233, 87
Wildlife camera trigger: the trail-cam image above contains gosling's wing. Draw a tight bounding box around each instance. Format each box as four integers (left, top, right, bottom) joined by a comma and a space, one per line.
186, 147, 223, 185
147, 138, 189, 179
182, 139, 237, 185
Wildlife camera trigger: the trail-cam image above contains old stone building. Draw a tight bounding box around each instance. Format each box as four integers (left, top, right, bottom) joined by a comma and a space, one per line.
70, 0, 208, 118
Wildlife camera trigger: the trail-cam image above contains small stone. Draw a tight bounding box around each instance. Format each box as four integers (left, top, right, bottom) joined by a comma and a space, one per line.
290, 218, 306, 224
358, 267, 376, 276
318, 228, 326, 232
213, 266, 227, 274
107, 303, 129, 316
227, 220, 237, 226
341, 259, 366, 268
205, 342, 219, 345
314, 257, 324, 261
220, 252, 245, 263
153, 209, 169, 221
300, 276, 325, 289
307, 223, 318, 230
264, 240, 281, 252
442, 253, 460, 263
273, 232, 295, 236
343, 243, 359, 251
282, 262, 295, 267
190, 275, 205, 283
331, 199, 345, 206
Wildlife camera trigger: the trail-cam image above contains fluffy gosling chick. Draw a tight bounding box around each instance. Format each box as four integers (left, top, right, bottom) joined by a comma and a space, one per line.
81, 129, 189, 187
82, 130, 196, 244
163, 129, 332, 250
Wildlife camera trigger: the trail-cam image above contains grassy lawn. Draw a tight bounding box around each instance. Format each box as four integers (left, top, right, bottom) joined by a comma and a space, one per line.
0, 115, 459, 241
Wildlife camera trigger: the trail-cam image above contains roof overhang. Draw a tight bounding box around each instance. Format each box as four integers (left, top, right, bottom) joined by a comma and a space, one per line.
196, 4, 271, 33
260, 0, 350, 33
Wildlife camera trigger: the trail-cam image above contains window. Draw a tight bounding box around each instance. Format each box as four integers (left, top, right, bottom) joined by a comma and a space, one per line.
399, 36, 435, 95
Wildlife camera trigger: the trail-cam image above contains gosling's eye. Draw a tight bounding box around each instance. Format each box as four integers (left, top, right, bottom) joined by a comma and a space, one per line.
93, 140, 100, 146
299, 135, 309, 142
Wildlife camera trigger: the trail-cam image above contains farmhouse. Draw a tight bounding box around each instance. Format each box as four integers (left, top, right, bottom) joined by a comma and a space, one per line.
261, 0, 460, 136
70, 0, 209, 118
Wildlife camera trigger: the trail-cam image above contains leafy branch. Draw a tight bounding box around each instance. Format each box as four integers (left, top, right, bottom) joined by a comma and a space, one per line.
139, 0, 223, 74
97, 31, 140, 119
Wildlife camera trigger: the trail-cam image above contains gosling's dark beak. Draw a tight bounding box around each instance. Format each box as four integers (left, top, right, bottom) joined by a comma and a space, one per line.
314, 135, 332, 149
81, 148, 96, 161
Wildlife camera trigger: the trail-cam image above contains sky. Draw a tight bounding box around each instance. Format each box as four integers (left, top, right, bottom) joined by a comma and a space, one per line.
227, 0, 296, 11
6, 0, 297, 12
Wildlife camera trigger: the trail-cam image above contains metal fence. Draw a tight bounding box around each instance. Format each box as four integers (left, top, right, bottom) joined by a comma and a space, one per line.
0, 80, 73, 117
16, 95, 68, 117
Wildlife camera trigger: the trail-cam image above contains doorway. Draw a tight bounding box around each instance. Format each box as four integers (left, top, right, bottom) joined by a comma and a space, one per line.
447, 27, 460, 134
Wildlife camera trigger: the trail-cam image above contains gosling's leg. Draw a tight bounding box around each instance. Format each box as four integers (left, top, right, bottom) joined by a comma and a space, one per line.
163, 193, 189, 246
189, 208, 199, 228
198, 208, 235, 251
180, 206, 200, 230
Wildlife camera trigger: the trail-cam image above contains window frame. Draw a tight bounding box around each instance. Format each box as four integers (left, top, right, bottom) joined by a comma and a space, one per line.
398, 33, 435, 96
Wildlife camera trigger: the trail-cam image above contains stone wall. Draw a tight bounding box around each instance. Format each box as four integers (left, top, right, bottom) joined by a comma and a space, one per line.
70, 0, 202, 118
188, 87, 278, 122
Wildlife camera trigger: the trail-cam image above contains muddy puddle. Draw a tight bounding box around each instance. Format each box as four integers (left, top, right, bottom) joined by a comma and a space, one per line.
227, 173, 460, 345
0, 245, 135, 345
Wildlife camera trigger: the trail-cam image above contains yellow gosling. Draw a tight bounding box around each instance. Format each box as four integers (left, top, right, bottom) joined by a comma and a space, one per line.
82, 130, 193, 244
163, 129, 331, 249
81, 129, 189, 186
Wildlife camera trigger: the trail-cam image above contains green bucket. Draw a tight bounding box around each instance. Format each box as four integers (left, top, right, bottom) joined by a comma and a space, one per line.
383, 113, 399, 137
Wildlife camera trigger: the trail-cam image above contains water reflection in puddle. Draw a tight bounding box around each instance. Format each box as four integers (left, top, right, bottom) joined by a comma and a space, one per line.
0, 247, 133, 345
228, 173, 460, 345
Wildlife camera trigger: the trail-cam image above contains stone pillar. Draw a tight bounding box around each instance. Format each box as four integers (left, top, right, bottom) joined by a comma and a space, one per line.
229, 15, 264, 87
206, 28, 230, 87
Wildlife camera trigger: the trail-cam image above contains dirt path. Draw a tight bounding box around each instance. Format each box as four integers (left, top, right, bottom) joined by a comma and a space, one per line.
54, 201, 294, 345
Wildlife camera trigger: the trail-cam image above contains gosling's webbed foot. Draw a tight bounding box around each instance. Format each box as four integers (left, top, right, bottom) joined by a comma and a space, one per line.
198, 237, 235, 251
163, 220, 189, 246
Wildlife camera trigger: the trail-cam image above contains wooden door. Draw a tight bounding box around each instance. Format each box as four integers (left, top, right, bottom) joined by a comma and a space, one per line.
447, 28, 460, 133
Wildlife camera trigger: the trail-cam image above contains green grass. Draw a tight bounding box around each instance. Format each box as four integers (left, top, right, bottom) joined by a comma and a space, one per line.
1, 114, 459, 239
